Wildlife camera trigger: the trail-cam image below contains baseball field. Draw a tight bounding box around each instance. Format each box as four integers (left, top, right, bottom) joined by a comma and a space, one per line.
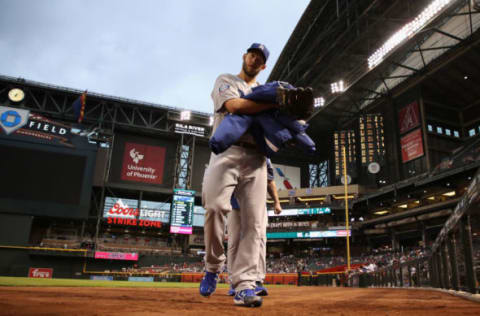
1, 277, 479, 315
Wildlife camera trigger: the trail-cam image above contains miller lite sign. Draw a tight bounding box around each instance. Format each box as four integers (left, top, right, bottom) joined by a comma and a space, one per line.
28, 268, 53, 278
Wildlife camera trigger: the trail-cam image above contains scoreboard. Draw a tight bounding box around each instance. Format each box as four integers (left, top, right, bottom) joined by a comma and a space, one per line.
169, 189, 195, 234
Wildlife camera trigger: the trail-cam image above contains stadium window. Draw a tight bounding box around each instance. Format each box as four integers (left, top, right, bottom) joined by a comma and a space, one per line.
468, 128, 476, 137
436, 126, 443, 134
454, 130, 460, 138
427, 124, 433, 132
445, 128, 451, 136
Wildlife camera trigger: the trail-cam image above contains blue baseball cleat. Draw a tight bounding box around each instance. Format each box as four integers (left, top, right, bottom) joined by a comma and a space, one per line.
254, 281, 268, 296
227, 284, 235, 296
199, 271, 219, 297
233, 289, 262, 307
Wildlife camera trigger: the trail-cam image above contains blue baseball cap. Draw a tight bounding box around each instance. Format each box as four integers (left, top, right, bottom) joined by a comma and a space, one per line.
247, 43, 269, 63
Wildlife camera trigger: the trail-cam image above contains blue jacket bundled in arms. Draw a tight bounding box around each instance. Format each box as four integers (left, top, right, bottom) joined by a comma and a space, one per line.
209, 81, 316, 158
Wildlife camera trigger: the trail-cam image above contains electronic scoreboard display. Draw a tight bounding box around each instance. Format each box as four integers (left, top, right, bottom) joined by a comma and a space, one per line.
169, 189, 195, 234
267, 207, 331, 217
267, 230, 351, 239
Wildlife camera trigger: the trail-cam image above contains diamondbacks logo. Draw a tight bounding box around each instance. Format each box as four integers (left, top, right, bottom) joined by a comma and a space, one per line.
129, 148, 144, 164
0, 106, 30, 135
401, 105, 418, 132
398, 101, 420, 134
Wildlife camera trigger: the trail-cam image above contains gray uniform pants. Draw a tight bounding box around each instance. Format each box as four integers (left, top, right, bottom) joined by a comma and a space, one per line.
227, 205, 267, 284
202, 145, 266, 291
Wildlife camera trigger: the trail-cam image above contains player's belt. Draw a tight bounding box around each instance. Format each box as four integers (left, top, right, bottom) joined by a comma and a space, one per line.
233, 141, 257, 149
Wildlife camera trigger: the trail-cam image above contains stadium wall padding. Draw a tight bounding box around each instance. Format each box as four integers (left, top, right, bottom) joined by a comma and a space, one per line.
0, 250, 201, 279
0, 249, 85, 278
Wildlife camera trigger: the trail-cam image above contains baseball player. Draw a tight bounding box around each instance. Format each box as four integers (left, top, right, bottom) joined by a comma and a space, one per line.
227, 158, 282, 296
200, 43, 277, 307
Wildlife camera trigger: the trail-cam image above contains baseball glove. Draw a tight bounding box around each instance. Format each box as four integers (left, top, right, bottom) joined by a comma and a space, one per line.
276, 86, 314, 120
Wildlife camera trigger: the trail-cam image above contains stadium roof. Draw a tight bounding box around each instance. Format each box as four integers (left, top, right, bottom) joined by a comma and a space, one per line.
268, 0, 480, 160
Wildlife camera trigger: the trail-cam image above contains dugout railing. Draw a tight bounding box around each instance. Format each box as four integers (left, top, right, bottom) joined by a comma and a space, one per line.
349, 168, 480, 294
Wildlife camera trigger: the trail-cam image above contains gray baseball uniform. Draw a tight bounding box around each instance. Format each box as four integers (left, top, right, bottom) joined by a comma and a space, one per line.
228, 159, 274, 283
202, 73, 267, 292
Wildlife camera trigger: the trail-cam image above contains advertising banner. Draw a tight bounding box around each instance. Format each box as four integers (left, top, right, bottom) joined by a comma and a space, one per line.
400, 128, 424, 163
170, 225, 193, 234
139, 201, 170, 222
121, 142, 165, 184
268, 221, 312, 229
174, 123, 205, 137
109, 134, 176, 188
272, 163, 301, 190
398, 101, 420, 134
267, 207, 331, 217
90, 275, 113, 281
94, 251, 139, 261
267, 230, 351, 239
0, 107, 74, 147
28, 268, 53, 278
128, 276, 154, 282
0, 106, 30, 135
103, 197, 165, 228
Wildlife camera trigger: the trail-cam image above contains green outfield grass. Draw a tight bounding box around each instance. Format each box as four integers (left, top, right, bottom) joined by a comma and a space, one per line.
0, 276, 289, 289
0, 276, 214, 288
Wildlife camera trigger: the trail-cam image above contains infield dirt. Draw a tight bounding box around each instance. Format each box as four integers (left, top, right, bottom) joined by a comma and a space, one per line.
0, 286, 479, 315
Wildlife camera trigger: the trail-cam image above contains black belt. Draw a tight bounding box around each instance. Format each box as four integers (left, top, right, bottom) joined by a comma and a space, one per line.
233, 141, 257, 149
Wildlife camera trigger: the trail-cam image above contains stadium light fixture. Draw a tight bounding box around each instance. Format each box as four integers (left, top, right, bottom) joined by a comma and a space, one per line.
368, 0, 453, 69
180, 110, 191, 121
374, 210, 389, 215
442, 191, 456, 197
314, 97, 325, 107
331, 80, 344, 93
209, 116, 214, 126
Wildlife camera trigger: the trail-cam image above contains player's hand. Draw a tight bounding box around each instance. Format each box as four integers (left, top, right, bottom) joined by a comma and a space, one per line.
274, 202, 282, 215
